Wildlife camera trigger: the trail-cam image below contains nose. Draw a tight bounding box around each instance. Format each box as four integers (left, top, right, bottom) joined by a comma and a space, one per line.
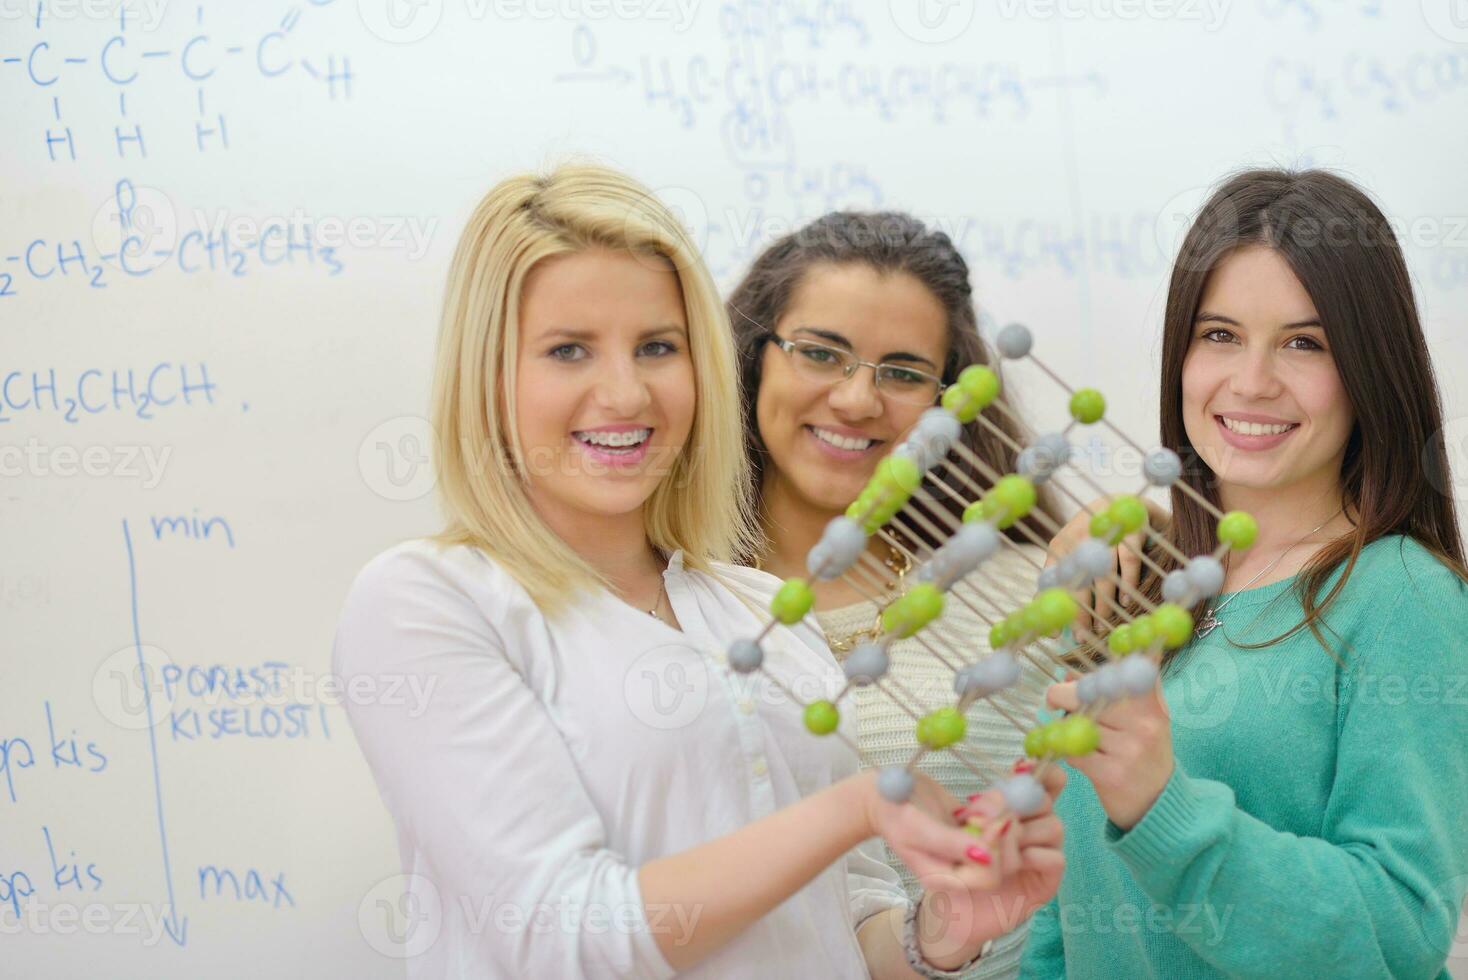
1228, 344, 1284, 402
827, 363, 884, 420
593, 353, 653, 417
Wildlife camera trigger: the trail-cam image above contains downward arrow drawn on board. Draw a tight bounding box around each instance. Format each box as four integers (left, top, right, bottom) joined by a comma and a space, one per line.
123, 519, 189, 948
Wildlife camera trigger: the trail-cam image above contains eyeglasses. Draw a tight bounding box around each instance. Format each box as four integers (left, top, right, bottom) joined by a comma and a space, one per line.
764, 332, 947, 407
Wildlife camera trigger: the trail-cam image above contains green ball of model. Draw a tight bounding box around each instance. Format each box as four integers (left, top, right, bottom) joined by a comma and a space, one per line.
1069, 388, 1106, 424
804, 700, 840, 735
918, 706, 967, 749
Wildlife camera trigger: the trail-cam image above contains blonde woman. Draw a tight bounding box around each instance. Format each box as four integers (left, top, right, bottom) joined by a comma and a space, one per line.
729, 212, 1055, 978
333, 165, 1066, 979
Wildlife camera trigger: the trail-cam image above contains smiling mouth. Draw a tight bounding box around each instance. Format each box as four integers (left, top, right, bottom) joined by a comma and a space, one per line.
1216, 416, 1300, 437
573, 428, 653, 454
806, 425, 882, 453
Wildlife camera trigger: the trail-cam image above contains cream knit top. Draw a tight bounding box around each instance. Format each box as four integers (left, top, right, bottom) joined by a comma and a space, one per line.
814, 542, 1051, 980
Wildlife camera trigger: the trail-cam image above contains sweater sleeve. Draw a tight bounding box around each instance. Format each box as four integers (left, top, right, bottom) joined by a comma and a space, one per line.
1103, 565, 1468, 978
1016, 895, 1065, 979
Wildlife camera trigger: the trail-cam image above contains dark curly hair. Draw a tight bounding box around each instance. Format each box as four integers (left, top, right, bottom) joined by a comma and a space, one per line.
727, 210, 1051, 563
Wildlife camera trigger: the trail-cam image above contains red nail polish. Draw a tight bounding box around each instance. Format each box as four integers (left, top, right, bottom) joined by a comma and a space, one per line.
953, 806, 966, 819
967, 792, 982, 802
1013, 760, 1034, 774
966, 845, 992, 865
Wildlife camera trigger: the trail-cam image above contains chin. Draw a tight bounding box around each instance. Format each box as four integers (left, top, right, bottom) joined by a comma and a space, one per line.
567, 484, 657, 518
799, 471, 865, 513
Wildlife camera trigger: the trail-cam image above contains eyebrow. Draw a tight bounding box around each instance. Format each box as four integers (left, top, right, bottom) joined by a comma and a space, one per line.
540, 324, 686, 343
1195, 311, 1324, 330
791, 326, 940, 371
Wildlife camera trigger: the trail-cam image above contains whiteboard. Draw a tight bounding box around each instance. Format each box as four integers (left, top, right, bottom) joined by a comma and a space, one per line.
3, 1, 1465, 976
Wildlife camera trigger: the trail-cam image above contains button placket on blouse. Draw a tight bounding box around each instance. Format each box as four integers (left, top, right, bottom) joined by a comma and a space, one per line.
662, 558, 777, 816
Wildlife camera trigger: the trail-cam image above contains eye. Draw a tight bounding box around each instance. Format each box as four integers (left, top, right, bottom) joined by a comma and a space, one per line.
639, 340, 679, 357
1285, 335, 1324, 351
880, 366, 927, 387
798, 344, 841, 364
1200, 327, 1237, 344
548, 343, 586, 361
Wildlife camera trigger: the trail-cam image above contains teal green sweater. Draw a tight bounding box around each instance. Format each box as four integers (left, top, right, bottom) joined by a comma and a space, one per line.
1019, 534, 1468, 979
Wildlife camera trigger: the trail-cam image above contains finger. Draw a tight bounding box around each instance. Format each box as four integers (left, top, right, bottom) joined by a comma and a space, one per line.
1072, 586, 1094, 640
908, 805, 1001, 869
999, 810, 1024, 866
1045, 681, 1078, 713
1017, 845, 1066, 880
1094, 554, 1119, 620
921, 862, 1002, 900
1035, 762, 1067, 798
1118, 531, 1144, 595
1016, 814, 1062, 849
954, 787, 1007, 824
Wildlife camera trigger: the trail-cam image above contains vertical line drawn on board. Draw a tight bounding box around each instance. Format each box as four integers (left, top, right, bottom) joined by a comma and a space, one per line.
122, 517, 189, 947
1047, 16, 1095, 363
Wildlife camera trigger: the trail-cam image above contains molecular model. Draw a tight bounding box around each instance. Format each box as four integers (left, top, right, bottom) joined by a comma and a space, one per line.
727, 323, 1259, 827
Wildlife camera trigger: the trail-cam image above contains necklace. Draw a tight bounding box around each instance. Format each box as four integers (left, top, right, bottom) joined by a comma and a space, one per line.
1193, 511, 1339, 639
647, 577, 667, 621
830, 540, 912, 654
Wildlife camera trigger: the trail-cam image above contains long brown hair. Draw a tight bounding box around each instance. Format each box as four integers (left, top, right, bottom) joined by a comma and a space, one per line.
1136, 169, 1465, 661
727, 210, 1050, 562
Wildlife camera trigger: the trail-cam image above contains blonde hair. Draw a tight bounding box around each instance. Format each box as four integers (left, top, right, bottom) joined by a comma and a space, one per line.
429, 163, 758, 615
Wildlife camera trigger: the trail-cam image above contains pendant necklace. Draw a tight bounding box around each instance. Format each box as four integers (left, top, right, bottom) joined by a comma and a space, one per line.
647, 577, 667, 621
1193, 511, 1339, 639
643, 549, 670, 621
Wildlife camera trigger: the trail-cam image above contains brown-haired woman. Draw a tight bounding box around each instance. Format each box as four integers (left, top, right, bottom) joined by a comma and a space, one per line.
1027, 168, 1468, 978
729, 212, 1059, 978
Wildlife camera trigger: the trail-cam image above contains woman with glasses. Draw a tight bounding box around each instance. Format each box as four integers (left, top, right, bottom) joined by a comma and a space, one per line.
334, 168, 1067, 979
729, 211, 1057, 979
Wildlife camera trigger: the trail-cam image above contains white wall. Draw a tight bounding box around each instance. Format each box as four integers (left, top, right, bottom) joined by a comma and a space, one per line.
2, 0, 1464, 975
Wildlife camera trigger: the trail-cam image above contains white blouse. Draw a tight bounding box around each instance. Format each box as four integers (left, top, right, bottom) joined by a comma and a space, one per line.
333, 539, 908, 979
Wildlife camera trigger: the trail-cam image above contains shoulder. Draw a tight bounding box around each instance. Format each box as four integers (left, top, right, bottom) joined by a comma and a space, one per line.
703, 559, 786, 604
1350, 534, 1467, 609
334, 538, 524, 671
343, 538, 520, 609
1342, 535, 1468, 672
700, 558, 836, 660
